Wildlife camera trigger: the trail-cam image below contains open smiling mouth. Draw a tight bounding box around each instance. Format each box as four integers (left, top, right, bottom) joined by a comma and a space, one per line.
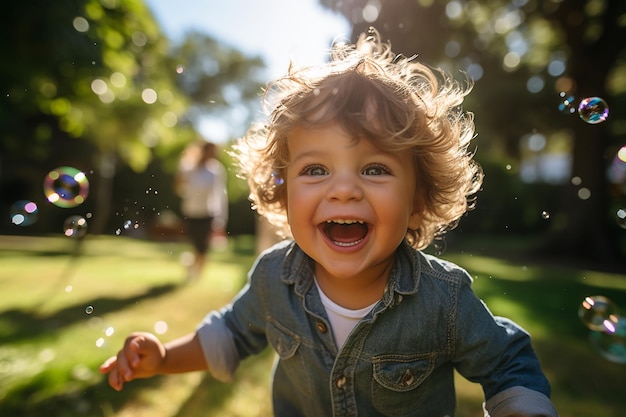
321, 220, 369, 247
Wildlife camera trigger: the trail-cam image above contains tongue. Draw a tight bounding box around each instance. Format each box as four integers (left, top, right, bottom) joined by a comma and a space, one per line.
324, 223, 368, 243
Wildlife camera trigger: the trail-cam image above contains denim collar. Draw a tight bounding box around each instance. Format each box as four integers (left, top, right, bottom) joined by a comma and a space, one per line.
279, 240, 421, 308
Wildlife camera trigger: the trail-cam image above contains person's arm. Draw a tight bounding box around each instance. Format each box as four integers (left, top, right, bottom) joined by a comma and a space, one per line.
483, 386, 559, 417
99, 331, 207, 391
451, 274, 558, 416
213, 161, 229, 229
161, 332, 208, 373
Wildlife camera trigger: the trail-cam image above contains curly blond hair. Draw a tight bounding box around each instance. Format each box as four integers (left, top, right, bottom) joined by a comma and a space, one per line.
232, 28, 482, 249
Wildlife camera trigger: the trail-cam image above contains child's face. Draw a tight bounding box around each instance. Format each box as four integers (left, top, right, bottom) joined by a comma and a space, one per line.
285, 122, 422, 281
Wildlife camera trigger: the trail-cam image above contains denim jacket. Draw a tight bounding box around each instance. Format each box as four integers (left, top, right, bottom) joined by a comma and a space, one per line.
197, 240, 558, 417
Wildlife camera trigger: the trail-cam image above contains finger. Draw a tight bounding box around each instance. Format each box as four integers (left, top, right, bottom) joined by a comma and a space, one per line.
99, 356, 117, 374
108, 367, 124, 391
116, 346, 135, 381
128, 336, 145, 367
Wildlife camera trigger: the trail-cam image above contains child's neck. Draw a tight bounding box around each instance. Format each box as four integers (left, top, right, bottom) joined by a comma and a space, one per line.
314, 262, 392, 310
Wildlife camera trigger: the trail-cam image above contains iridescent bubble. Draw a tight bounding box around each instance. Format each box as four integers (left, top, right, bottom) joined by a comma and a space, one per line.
579, 296, 620, 332
44, 166, 89, 208
577, 96, 609, 124
558, 92, 576, 114
10, 200, 39, 226
63, 215, 88, 238
589, 315, 626, 364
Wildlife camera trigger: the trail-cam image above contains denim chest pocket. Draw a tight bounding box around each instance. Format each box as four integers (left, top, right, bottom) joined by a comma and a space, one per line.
266, 319, 315, 397
371, 353, 437, 416
266, 319, 301, 359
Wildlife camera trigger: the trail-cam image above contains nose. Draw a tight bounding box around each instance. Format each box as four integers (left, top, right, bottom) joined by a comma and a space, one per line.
326, 171, 364, 202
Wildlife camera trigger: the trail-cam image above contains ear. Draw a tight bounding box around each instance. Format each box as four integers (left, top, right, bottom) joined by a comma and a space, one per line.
407, 197, 424, 230
408, 211, 422, 230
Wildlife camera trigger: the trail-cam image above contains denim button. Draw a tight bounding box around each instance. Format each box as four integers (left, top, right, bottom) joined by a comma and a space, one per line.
401, 369, 415, 386
316, 322, 328, 334
336, 376, 347, 389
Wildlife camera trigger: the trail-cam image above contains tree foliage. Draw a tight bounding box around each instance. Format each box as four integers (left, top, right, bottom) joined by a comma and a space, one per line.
0, 0, 264, 235
322, 0, 626, 264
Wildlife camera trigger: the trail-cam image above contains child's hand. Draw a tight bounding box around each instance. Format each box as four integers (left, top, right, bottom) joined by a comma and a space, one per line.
99, 332, 166, 391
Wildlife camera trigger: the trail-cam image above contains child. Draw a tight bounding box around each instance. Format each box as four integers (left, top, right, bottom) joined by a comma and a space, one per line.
100, 28, 558, 417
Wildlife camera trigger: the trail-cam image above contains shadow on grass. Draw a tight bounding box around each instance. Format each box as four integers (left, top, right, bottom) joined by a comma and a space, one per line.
0, 369, 170, 417
0, 283, 179, 344
1, 351, 275, 417
534, 338, 626, 415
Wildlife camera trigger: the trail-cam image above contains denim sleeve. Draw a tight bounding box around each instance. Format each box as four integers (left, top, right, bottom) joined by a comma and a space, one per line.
196, 253, 275, 381
452, 274, 554, 407
483, 386, 559, 417
196, 310, 240, 382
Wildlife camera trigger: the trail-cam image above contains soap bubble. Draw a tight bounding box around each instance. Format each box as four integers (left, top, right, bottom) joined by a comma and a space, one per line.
10, 200, 39, 226
85, 305, 94, 315
579, 296, 620, 332
589, 315, 626, 364
577, 96, 609, 124
63, 215, 88, 238
44, 166, 89, 208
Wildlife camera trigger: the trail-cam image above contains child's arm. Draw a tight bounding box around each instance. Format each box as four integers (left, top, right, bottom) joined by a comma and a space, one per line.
99, 331, 208, 391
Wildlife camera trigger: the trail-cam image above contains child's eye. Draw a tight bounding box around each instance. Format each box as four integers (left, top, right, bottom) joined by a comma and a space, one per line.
362, 164, 390, 176
301, 164, 328, 176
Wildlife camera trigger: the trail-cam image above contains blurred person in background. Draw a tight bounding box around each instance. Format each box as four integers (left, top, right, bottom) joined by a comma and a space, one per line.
174, 139, 228, 282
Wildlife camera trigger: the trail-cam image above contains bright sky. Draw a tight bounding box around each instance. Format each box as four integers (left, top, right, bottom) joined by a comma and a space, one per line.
145, 0, 350, 142
146, 0, 350, 78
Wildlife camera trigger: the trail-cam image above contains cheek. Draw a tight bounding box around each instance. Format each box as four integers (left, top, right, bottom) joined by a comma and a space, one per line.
285, 186, 306, 222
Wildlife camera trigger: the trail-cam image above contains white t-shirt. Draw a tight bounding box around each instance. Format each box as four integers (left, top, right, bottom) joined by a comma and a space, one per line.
178, 159, 228, 224
315, 280, 379, 349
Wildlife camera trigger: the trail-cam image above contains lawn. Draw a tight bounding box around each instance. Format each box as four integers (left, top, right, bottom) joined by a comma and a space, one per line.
0, 233, 624, 416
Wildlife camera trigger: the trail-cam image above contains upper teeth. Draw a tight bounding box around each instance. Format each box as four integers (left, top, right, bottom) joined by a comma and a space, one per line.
327, 219, 364, 224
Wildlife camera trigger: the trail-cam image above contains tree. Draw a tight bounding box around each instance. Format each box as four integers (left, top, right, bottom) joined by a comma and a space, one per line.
321, 0, 626, 265
0, 0, 265, 237
167, 30, 266, 201
0, 0, 189, 234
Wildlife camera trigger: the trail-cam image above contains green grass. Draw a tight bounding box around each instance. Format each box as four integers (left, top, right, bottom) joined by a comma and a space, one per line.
0, 234, 624, 416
